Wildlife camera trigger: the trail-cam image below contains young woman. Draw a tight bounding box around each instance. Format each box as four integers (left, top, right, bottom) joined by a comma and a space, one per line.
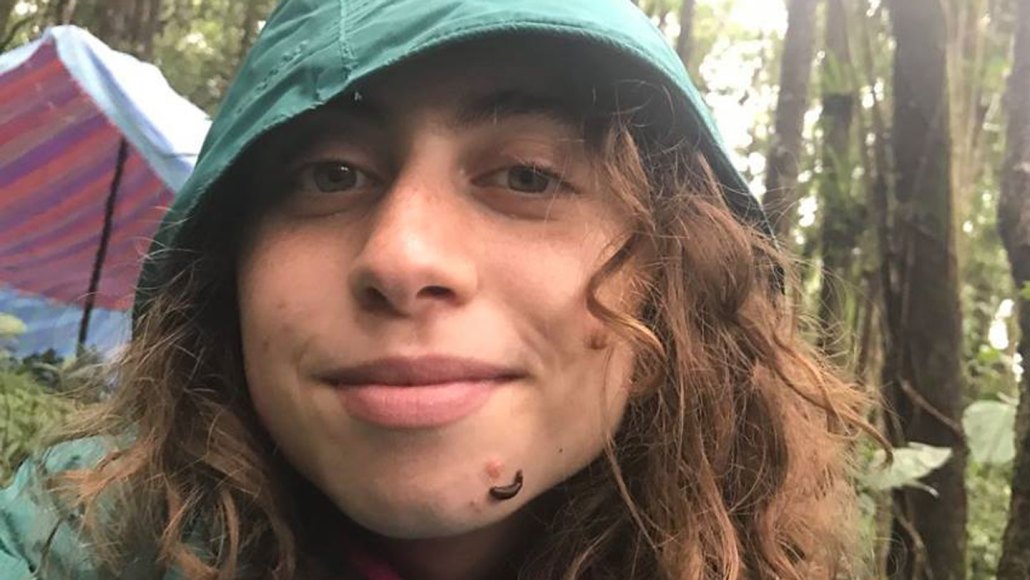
0, 0, 874, 578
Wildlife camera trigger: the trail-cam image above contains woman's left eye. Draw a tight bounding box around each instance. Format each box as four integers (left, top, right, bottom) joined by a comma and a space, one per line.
482, 165, 569, 195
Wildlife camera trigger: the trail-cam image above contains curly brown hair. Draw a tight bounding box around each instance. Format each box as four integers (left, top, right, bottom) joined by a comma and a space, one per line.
41, 112, 877, 579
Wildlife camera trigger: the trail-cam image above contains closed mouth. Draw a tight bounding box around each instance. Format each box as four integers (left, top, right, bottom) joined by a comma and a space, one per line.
320, 355, 525, 387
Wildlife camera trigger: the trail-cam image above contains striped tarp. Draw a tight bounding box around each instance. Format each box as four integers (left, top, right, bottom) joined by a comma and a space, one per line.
0, 27, 209, 357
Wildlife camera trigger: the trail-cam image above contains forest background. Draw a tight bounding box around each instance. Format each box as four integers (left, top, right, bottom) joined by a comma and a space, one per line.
0, 0, 1028, 578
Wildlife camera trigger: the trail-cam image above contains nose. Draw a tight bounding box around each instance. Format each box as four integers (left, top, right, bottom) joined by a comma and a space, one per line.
347, 167, 478, 317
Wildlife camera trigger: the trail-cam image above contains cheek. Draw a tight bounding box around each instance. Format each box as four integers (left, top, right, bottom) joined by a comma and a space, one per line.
495, 240, 635, 378
490, 242, 637, 442
236, 224, 353, 480
239, 224, 343, 336
237, 225, 339, 404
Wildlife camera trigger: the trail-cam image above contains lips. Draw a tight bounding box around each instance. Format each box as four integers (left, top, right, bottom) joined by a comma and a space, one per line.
321, 356, 523, 428
320, 355, 524, 387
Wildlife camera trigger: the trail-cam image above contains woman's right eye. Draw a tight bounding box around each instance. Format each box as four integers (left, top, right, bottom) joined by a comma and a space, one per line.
294, 161, 376, 194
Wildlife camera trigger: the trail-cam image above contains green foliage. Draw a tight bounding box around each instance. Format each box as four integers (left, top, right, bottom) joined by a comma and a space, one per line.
0, 313, 26, 338
960, 396, 1019, 577
967, 461, 1011, 579
819, 51, 857, 95
18, 348, 64, 391
1, 0, 278, 114
0, 368, 71, 483
0, 314, 74, 484
150, 0, 279, 113
964, 397, 1018, 465
860, 442, 953, 495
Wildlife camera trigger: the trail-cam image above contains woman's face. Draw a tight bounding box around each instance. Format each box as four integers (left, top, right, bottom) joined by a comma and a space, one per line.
237, 42, 637, 540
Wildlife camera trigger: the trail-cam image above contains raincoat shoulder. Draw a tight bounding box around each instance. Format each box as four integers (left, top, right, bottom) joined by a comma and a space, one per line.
0, 439, 123, 580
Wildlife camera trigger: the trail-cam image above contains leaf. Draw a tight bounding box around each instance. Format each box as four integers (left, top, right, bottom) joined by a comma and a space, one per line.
862, 443, 953, 493
976, 346, 1002, 366
963, 399, 1017, 465
1020, 281, 1030, 301
0, 314, 26, 339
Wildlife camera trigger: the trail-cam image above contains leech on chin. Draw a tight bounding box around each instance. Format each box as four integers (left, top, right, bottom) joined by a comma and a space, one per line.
489, 470, 524, 501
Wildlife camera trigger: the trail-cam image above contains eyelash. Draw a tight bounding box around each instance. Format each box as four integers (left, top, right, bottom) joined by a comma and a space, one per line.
484, 156, 580, 194
284, 159, 379, 193
282, 158, 577, 196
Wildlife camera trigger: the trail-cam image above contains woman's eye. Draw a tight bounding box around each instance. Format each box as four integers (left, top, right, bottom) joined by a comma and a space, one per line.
486, 165, 565, 195
297, 161, 374, 193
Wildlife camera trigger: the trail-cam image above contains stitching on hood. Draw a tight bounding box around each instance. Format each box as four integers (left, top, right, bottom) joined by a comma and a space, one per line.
232, 40, 310, 119
338, 0, 355, 65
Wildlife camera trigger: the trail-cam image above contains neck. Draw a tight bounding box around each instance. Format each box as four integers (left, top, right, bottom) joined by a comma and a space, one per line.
298, 478, 559, 579
371, 515, 534, 580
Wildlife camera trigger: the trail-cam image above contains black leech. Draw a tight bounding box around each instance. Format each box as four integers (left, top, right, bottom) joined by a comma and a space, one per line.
489, 470, 524, 501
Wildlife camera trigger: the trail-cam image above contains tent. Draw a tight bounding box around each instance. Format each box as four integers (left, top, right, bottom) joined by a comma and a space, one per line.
0, 26, 210, 358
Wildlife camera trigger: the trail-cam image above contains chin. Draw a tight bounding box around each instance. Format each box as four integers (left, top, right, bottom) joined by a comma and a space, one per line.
341, 489, 527, 540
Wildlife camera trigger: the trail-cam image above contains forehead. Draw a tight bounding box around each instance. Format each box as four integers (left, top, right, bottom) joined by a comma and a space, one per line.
353, 36, 599, 111
307, 36, 637, 142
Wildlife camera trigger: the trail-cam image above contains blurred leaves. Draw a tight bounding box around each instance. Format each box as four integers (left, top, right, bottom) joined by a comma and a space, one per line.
0, 367, 72, 482
0, 313, 26, 339
0, 314, 74, 483
964, 398, 1018, 465
862, 443, 953, 496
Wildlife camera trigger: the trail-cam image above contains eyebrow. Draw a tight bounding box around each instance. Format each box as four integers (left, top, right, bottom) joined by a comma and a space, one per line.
300, 88, 586, 147
452, 89, 584, 131
327, 93, 387, 123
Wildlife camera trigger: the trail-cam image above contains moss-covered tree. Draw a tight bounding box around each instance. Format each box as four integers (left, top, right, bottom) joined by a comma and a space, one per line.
883, 0, 968, 577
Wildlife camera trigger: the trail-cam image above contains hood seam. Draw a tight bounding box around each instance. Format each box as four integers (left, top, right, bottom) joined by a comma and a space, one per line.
337, 0, 355, 65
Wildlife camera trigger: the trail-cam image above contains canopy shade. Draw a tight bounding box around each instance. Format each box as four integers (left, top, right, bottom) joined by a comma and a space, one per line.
0, 26, 210, 357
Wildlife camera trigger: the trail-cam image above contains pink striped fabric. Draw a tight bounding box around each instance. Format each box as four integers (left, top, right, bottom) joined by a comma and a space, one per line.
0, 38, 174, 311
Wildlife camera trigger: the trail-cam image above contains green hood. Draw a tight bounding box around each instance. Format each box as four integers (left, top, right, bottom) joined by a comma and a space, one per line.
136, 0, 771, 313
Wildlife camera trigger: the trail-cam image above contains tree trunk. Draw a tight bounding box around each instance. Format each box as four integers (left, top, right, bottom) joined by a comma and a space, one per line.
950, 0, 990, 237
855, 5, 897, 576
93, 0, 125, 50
0, 0, 17, 36
139, 0, 163, 60
126, 0, 147, 54
49, 0, 67, 24
816, 0, 859, 361
61, 0, 78, 24
884, 0, 968, 578
997, 0, 1030, 577
761, 0, 820, 243
675, 0, 696, 70
238, 0, 262, 63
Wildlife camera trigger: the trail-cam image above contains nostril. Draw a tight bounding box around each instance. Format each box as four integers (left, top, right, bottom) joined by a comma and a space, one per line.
361, 286, 390, 308
419, 285, 452, 299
